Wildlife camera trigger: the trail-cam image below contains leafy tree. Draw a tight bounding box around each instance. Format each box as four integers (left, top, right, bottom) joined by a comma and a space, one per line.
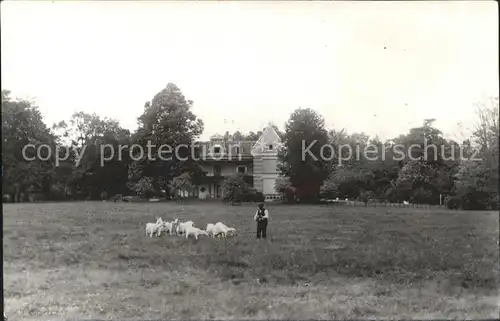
275, 177, 296, 203
232, 131, 245, 141
330, 166, 365, 199
385, 119, 458, 204
169, 172, 195, 198
128, 176, 155, 199
323, 120, 460, 204
319, 176, 339, 199
453, 97, 499, 209
323, 130, 399, 200
278, 108, 332, 202
222, 174, 258, 203
2, 90, 57, 202
472, 97, 499, 205
129, 83, 204, 197
472, 97, 499, 160
54, 111, 131, 199
455, 160, 494, 209
246, 131, 261, 141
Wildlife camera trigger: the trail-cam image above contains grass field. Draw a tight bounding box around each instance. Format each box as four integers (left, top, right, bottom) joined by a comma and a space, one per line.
3, 201, 499, 320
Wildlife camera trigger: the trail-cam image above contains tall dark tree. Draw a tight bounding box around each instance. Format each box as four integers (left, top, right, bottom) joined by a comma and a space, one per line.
54, 111, 132, 199
385, 119, 459, 204
245, 131, 261, 141
2, 90, 57, 202
278, 108, 331, 202
454, 97, 499, 209
231, 131, 245, 141
324, 130, 397, 199
129, 83, 204, 197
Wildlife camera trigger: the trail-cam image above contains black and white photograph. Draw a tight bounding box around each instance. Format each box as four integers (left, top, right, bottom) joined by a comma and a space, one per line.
2, 1, 499, 319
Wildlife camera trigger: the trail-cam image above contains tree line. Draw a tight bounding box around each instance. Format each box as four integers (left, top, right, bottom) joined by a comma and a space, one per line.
2, 85, 498, 210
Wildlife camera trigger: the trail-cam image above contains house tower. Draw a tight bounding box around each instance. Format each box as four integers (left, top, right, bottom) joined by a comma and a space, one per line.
251, 123, 282, 197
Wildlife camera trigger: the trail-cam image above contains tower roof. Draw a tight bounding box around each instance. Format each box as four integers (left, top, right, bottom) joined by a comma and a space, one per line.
210, 133, 224, 140
251, 123, 282, 155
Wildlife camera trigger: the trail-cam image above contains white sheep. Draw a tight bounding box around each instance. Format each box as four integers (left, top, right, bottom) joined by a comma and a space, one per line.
223, 227, 236, 237
176, 220, 194, 236
158, 218, 181, 236
403, 200, 410, 205
205, 223, 228, 238
214, 222, 236, 238
185, 226, 208, 240
145, 223, 156, 237
158, 221, 172, 236
207, 222, 225, 238
206, 223, 218, 238
215, 222, 228, 229
145, 217, 163, 238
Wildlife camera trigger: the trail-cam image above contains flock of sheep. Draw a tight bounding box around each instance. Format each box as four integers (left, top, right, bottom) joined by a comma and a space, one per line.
145, 217, 236, 240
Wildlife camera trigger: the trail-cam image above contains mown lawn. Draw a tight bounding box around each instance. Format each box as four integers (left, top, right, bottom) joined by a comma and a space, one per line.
3, 201, 499, 320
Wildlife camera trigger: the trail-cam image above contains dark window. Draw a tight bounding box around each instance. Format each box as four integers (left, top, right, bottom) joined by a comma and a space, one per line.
237, 166, 246, 174
235, 147, 240, 154
214, 147, 221, 154
214, 165, 221, 174
268, 144, 273, 150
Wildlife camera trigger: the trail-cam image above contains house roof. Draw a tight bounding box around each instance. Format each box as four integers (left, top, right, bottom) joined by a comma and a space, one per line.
193, 140, 256, 160
194, 124, 282, 160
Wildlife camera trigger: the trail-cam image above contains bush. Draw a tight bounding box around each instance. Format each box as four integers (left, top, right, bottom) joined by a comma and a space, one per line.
238, 188, 254, 202
253, 191, 265, 203
48, 182, 69, 201
410, 187, 436, 205
488, 193, 499, 210
223, 174, 264, 203
319, 178, 338, 199
128, 177, 156, 199
461, 191, 489, 210
358, 190, 375, 206
275, 177, 296, 203
448, 189, 493, 210
295, 184, 322, 203
169, 172, 194, 199
445, 196, 461, 210
223, 174, 253, 203
238, 189, 265, 202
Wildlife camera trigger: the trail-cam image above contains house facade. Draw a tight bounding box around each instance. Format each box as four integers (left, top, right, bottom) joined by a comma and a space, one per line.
179, 124, 283, 200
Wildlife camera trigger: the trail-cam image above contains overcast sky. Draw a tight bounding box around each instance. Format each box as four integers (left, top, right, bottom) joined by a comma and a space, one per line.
2, 1, 498, 141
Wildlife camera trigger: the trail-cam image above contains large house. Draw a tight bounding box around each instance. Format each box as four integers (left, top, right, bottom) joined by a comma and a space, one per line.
180, 124, 283, 200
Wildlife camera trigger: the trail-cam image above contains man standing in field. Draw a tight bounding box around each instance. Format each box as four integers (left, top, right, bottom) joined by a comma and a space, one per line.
254, 203, 269, 239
